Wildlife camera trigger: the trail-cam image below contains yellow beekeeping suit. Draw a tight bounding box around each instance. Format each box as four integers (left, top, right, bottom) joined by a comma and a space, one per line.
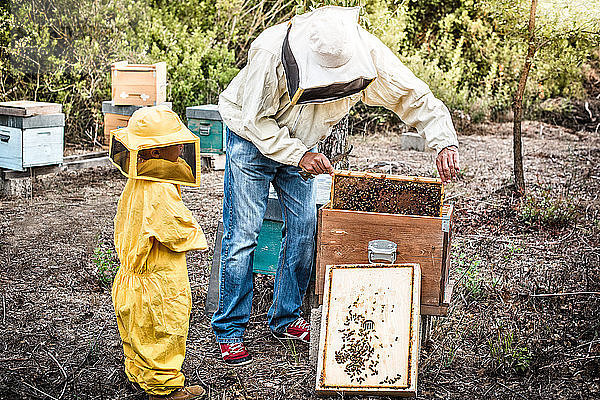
112, 167, 207, 395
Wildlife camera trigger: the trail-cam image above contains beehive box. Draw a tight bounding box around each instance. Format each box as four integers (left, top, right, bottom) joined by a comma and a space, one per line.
316, 170, 454, 316
186, 105, 225, 154
111, 61, 167, 106
102, 101, 172, 144
316, 263, 420, 397
0, 101, 64, 171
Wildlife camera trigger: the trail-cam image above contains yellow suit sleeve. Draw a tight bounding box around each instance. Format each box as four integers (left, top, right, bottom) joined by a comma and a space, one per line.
143, 183, 208, 252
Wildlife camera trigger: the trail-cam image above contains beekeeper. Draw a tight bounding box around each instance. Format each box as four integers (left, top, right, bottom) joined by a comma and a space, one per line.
110, 106, 208, 399
212, 5, 459, 365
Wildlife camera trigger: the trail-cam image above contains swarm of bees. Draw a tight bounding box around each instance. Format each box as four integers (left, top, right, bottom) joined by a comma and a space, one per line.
331, 173, 443, 217
335, 300, 380, 384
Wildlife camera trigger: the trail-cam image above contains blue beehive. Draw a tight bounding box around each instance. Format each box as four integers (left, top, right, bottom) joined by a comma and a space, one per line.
0, 101, 64, 171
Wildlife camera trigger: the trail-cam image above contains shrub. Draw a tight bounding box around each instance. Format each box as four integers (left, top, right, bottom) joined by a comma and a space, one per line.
92, 246, 120, 285
488, 328, 531, 374
1, 0, 597, 144
455, 253, 486, 300
518, 189, 577, 229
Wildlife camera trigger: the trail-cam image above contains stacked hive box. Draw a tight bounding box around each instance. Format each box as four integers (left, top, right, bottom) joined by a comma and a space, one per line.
111, 61, 167, 106
102, 61, 169, 145
315, 170, 454, 316
0, 101, 64, 171
102, 101, 172, 145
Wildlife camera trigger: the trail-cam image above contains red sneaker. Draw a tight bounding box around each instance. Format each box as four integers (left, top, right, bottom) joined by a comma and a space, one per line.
273, 317, 310, 343
219, 342, 252, 366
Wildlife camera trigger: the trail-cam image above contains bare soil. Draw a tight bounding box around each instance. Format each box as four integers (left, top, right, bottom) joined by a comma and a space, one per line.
1, 121, 599, 399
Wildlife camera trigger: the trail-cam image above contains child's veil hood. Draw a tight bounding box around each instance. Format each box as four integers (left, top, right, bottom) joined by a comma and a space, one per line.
108, 105, 201, 186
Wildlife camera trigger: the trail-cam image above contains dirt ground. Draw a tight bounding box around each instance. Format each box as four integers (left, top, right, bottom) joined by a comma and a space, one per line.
1, 121, 599, 400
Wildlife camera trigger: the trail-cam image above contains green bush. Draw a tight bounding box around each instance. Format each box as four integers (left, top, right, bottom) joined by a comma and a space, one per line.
1, 0, 238, 143
518, 189, 577, 228
0, 0, 597, 144
488, 328, 531, 374
455, 253, 486, 300
92, 246, 120, 285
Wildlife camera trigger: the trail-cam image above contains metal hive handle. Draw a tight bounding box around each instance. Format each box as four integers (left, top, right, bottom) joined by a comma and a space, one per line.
368, 239, 397, 264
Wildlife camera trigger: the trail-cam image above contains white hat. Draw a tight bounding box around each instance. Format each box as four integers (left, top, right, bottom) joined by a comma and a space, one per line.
283, 6, 377, 105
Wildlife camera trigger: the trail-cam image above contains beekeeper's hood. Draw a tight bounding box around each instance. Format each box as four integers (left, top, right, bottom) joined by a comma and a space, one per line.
283, 6, 377, 106
109, 105, 201, 186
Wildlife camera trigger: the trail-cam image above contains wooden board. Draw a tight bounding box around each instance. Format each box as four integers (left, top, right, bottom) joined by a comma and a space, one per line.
0, 101, 62, 117
315, 204, 453, 314
316, 263, 420, 397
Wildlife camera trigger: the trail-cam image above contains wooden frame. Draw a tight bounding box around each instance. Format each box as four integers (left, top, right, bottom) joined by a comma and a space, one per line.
330, 170, 444, 217
316, 263, 420, 397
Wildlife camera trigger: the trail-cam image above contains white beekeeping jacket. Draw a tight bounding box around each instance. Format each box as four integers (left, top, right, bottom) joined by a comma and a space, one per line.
219, 6, 458, 166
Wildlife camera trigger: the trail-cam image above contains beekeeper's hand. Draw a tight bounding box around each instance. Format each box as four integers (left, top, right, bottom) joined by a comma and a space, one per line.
436, 145, 460, 184
299, 152, 334, 175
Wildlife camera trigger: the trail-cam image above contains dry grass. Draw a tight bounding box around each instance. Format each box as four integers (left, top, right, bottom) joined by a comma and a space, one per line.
0, 121, 599, 399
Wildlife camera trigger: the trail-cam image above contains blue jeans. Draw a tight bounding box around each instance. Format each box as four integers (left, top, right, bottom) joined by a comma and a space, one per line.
211, 128, 316, 343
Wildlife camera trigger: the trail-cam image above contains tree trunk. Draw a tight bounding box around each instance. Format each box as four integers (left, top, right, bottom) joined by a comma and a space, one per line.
512, 0, 538, 195
319, 115, 351, 169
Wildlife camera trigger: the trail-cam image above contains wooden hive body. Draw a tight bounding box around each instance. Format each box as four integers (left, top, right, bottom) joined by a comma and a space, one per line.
101, 101, 172, 144
111, 61, 167, 106
316, 171, 454, 315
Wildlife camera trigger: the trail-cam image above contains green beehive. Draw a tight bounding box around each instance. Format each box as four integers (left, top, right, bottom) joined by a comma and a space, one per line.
205, 176, 332, 316
253, 198, 284, 274
186, 104, 225, 154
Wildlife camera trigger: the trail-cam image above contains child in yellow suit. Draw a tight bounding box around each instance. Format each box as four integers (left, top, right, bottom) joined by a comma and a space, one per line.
110, 106, 208, 400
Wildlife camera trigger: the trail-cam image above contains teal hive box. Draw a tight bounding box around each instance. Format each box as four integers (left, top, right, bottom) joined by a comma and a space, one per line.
253, 197, 284, 275
186, 104, 225, 154
205, 175, 332, 316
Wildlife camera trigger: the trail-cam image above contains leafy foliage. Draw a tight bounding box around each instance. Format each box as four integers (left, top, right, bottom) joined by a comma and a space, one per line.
488, 328, 532, 374
518, 188, 577, 228
0, 0, 598, 145
92, 245, 120, 285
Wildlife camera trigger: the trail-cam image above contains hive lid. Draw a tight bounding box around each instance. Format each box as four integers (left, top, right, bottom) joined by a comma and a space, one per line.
0, 101, 62, 117
316, 263, 421, 396
102, 101, 172, 116
0, 113, 65, 129
186, 104, 222, 121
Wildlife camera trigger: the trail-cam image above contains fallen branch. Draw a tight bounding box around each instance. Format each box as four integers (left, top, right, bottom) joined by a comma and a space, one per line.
528, 291, 600, 297
22, 381, 59, 400
46, 350, 68, 399
69, 318, 109, 382
539, 355, 600, 370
